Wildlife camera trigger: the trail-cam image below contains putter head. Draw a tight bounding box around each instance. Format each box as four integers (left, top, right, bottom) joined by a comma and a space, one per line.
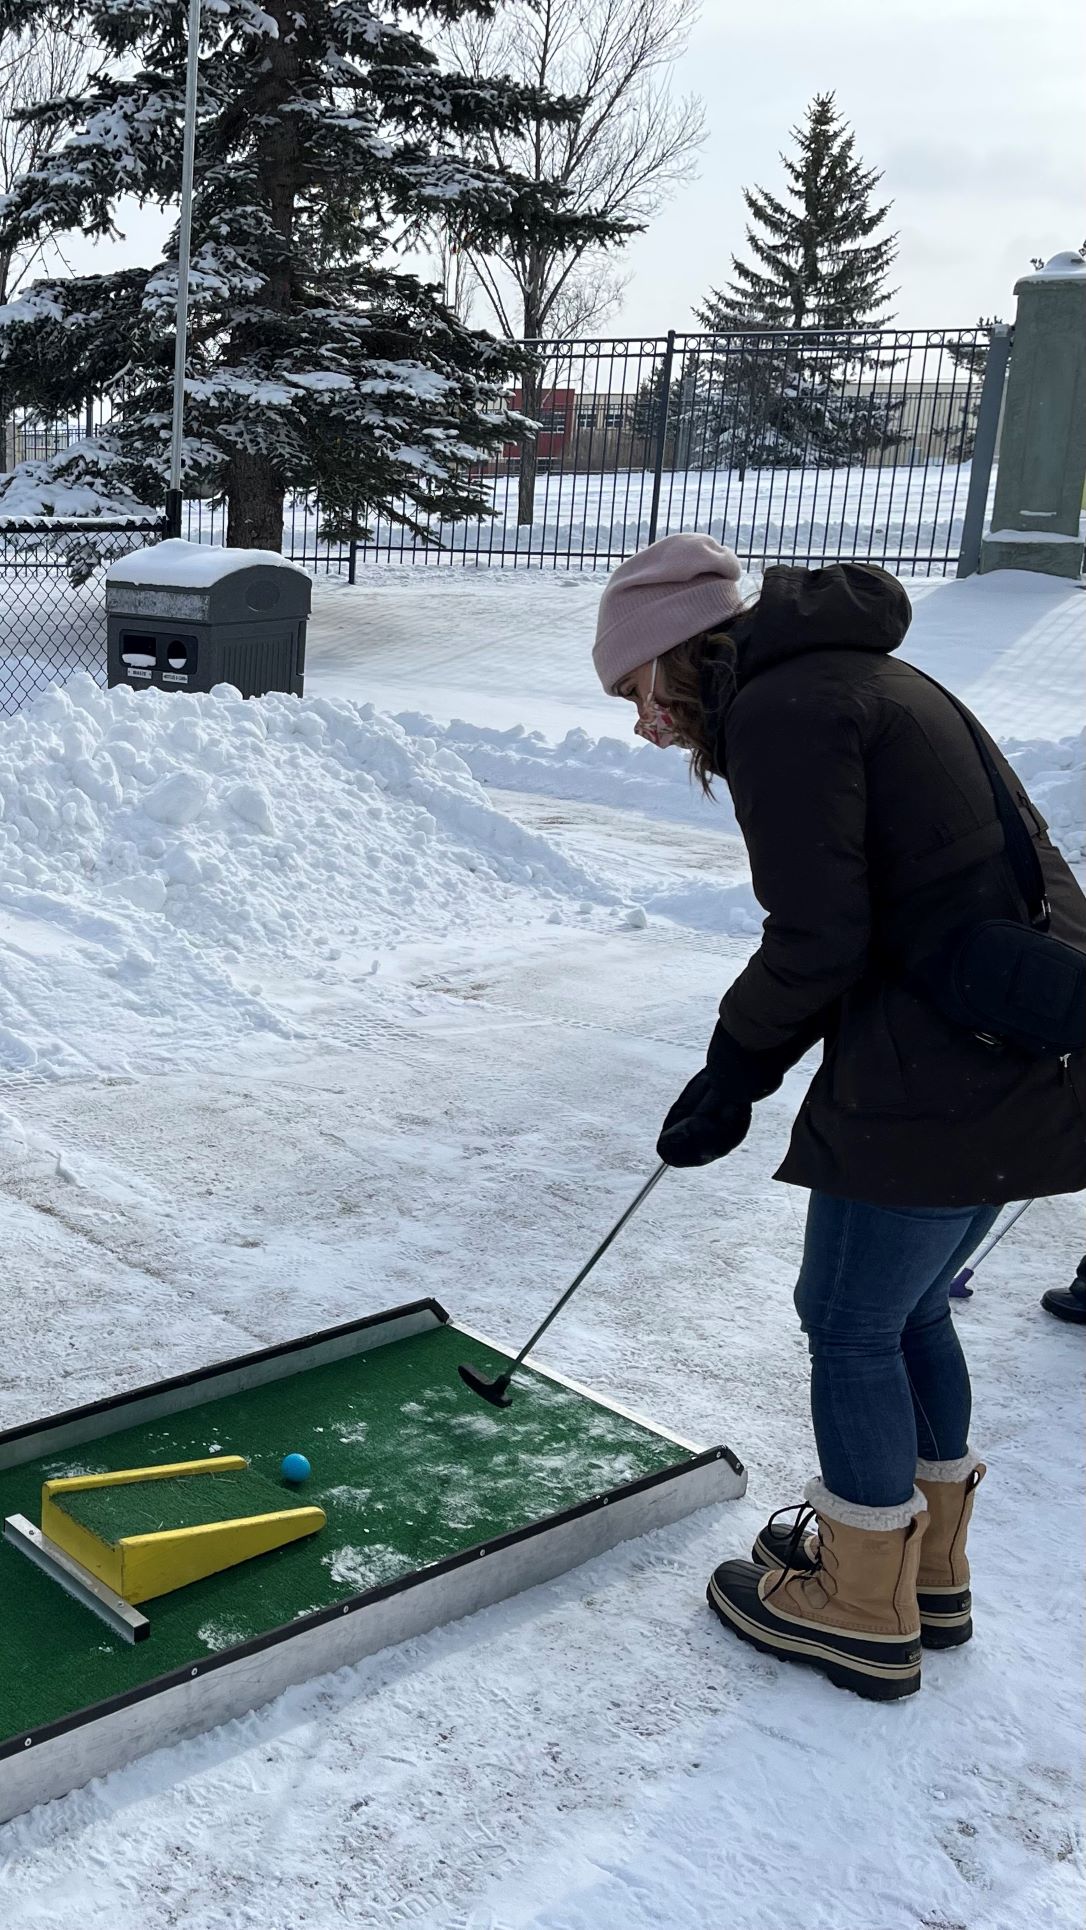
458, 1362, 514, 1408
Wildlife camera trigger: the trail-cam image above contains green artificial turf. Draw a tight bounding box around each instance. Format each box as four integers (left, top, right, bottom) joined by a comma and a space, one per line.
55, 1466, 306, 1545
0, 1325, 693, 1745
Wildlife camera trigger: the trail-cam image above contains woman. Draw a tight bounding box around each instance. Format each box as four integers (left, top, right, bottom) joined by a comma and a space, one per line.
593, 531, 1086, 1702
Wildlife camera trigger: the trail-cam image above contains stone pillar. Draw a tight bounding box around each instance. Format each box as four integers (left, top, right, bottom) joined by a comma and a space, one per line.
979, 251, 1086, 578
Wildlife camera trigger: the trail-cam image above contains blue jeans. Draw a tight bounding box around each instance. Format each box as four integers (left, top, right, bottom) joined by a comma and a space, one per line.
794, 1194, 1002, 1508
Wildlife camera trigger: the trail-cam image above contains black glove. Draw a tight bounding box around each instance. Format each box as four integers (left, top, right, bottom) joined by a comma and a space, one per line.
656, 1020, 823, 1170
656, 1069, 752, 1168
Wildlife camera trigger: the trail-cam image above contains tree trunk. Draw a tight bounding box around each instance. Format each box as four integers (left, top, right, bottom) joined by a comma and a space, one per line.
517, 282, 547, 528
226, 449, 286, 550
517, 365, 542, 528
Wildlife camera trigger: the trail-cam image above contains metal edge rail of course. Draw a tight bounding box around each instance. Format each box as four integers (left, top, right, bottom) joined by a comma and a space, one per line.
0, 1297, 745, 1825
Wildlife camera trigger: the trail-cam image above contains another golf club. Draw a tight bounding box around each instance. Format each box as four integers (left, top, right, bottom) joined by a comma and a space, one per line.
458, 1164, 667, 1407
949, 1197, 1034, 1299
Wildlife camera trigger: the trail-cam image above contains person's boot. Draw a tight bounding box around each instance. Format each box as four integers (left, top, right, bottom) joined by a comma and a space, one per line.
708, 1482, 927, 1701
1040, 1255, 1086, 1325
753, 1453, 986, 1650
914, 1454, 985, 1648
752, 1505, 820, 1577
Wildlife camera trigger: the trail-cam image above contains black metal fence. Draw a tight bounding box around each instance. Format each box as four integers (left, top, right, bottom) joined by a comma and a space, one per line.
0, 325, 1004, 713
2, 326, 998, 581
165, 328, 993, 575
302, 325, 997, 575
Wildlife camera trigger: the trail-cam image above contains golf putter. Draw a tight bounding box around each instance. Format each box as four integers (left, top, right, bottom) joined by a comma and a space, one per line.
458, 1164, 668, 1407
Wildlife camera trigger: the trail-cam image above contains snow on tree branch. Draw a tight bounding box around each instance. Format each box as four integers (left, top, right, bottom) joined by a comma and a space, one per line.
0, 0, 624, 548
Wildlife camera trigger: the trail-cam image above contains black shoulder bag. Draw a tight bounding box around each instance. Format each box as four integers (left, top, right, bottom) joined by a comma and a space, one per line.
904, 672, 1085, 1059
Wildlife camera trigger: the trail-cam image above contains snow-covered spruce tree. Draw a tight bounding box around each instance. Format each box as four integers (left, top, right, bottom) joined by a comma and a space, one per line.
672, 332, 905, 473
0, 0, 629, 551
692, 94, 900, 471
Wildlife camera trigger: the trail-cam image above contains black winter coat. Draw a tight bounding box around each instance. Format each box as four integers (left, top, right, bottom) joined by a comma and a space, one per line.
711, 563, 1086, 1207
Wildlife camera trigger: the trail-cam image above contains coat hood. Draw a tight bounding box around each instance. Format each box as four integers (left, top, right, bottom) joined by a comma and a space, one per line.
735, 563, 913, 683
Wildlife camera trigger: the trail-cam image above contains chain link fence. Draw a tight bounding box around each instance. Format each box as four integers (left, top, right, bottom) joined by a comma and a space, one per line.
0, 519, 169, 717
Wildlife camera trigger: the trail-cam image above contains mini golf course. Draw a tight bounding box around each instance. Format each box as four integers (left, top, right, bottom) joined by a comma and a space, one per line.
0, 1300, 745, 1822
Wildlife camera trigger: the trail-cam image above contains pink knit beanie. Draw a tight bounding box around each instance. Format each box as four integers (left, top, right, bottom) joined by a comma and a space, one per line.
593, 533, 744, 694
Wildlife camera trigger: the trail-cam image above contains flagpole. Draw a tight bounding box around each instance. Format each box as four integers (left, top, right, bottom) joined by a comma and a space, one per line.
166, 0, 202, 539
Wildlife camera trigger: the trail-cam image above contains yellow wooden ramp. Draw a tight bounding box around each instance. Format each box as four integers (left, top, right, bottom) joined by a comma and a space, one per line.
41, 1457, 326, 1605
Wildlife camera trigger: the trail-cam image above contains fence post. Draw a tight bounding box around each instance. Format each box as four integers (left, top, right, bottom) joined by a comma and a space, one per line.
978, 252, 1086, 578
646, 330, 676, 547
955, 325, 1012, 578
348, 501, 359, 585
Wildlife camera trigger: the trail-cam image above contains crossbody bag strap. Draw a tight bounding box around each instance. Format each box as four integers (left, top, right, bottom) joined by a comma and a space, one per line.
906, 664, 1051, 930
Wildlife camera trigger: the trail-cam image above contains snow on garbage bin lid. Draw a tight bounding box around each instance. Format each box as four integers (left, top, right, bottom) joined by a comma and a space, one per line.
105, 538, 312, 588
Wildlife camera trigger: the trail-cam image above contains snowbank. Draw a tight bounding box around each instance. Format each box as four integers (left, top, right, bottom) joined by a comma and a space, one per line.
1002, 729, 1086, 861
0, 676, 617, 1082
395, 710, 1086, 859
394, 712, 738, 831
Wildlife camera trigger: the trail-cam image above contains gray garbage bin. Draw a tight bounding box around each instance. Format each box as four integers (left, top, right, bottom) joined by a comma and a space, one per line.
106, 540, 311, 699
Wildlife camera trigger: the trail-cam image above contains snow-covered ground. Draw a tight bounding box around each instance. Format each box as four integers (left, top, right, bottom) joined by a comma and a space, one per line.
0, 568, 1082, 1929
305, 562, 1085, 740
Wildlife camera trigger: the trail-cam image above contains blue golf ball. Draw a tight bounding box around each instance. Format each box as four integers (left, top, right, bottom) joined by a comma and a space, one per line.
281, 1453, 311, 1484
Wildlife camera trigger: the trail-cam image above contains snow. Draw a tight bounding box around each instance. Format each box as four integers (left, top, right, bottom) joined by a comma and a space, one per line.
0, 672, 635, 1086
985, 528, 1082, 544
393, 713, 737, 830
0, 566, 1082, 1926
0, 440, 160, 523
0, 288, 66, 328
388, 710, 1085, 865
301, 562, 1085, 741
105, 538, 311, 588
1020, 252, 1086, 281
998, 733, 1085, 860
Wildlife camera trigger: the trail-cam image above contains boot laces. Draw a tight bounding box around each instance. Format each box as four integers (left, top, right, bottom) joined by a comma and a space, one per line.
764, 1505, 823, 1598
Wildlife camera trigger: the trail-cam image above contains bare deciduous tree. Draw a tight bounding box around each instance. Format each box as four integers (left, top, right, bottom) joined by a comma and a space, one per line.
429, 219, 481, 327
443, 0, 704, 521
0, 26, 91, 466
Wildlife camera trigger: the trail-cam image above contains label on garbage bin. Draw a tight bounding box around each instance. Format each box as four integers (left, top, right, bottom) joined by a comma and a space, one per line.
126, 667, 153, 680
162, 673, 189, 685
106, 586, 210, 620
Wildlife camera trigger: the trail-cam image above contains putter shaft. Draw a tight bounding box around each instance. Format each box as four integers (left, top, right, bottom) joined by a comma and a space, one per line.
459, 1164, 666, 1405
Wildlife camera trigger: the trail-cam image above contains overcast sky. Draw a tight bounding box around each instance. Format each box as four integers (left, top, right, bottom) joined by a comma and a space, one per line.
604, 0, 1084, 334
39, 0, 1082, 338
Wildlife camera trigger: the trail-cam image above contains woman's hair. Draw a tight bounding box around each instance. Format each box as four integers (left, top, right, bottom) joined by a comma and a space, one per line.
658, 611, 749, 797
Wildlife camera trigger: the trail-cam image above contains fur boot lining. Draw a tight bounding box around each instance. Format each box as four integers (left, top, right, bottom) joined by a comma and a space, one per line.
915, 1449, 982, 1484
804, 1476, 927, 1533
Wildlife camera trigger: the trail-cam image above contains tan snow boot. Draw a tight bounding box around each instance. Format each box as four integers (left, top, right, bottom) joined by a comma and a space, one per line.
914, 1454, 986, 1648
709, 1481, 927, 1701
753, 1450, 986, 1650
